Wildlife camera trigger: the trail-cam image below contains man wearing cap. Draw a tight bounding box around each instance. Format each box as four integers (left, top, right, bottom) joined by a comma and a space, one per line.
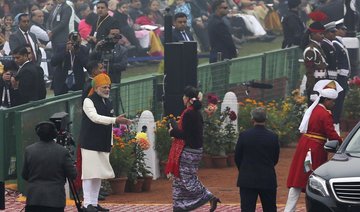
284, 80, 343, 212
22, 121, 77, 212
79, 73, 131, 212
321, 21, 338, 80
281, 0, 305, 48
301, 12, 328, 105
332, 19, 350, 134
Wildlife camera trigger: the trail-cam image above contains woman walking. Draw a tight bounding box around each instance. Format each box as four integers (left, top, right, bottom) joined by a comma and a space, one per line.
166, 86, 220, 212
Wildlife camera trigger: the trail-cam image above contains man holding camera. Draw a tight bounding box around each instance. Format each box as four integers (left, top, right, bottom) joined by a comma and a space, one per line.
51, 32, 89, 96
22, 121, 77, 212
0, 68, 17, 108
90, 25, 128, 83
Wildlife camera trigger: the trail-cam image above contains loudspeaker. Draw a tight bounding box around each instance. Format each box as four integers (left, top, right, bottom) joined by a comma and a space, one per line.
164, 42, 197, 116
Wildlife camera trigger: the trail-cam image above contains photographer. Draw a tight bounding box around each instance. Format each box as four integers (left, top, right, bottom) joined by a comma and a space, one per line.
90, 25, 128, 83
22, 121, 77, 212
51, 32, 89, 96
0, 68, 17, 108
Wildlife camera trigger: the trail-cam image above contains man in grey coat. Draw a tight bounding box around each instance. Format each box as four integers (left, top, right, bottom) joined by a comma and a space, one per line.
22, 121, 77, 212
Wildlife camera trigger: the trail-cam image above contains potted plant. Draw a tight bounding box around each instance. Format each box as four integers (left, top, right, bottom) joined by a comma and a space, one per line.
155, 115, 175, 175
127, 131, 151, 192
203, 94, 238, 168
109, 126, 136, 194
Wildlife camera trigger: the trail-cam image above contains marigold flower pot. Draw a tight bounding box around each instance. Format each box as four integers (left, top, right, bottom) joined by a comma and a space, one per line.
108, 177, 127, 195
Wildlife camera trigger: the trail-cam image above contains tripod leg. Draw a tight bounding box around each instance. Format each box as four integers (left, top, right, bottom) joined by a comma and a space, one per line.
68, 178, 83, 212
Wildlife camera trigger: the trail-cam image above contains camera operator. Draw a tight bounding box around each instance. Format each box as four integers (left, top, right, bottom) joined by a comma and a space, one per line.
51, 32, 89, 96
90, 25, 128, 83
22, 121, 77, 212
0, 68, 17, 108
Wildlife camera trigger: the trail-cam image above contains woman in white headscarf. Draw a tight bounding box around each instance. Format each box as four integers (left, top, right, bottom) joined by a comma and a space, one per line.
284, 80, 343, 212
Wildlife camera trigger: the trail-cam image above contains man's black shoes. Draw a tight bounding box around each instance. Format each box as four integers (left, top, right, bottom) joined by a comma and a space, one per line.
96, 204, 110, 211
83, 204, 98, 212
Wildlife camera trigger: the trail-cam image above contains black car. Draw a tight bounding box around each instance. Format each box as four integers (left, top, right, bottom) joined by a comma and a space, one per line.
306, 121, 360, 212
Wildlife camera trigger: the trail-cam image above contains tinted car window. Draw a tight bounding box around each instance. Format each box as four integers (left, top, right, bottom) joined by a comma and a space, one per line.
345, 128, 360, 156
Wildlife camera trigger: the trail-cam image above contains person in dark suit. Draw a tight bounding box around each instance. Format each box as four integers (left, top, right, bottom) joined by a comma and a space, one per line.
11, 46, 46, 106
281, 0, 305, 48
207, 0, 237, 63
88, 1, 116, 46
9, 13, 42, 64
235, 107, 280, 212
51, 32, 89, 96
47, 0, 72, 50
22, 121, 77, 212
172, 12, 194, 42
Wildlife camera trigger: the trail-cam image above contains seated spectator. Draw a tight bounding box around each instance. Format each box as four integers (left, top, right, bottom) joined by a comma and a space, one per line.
174, 0, 192, 29
113, 1, 145, 57
136, 0, 164, 35
240, 0, 269, 28
1, 15, 15, 41
128, 0, 144, 22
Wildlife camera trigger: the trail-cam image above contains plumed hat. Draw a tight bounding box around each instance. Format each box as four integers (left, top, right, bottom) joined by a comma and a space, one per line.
308, 11, 327, 33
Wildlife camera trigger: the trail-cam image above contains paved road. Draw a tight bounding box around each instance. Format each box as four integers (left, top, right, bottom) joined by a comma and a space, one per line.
3, 194, 306, 212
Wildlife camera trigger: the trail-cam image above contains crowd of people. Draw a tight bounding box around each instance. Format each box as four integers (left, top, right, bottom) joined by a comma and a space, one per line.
0, 0, 353, 108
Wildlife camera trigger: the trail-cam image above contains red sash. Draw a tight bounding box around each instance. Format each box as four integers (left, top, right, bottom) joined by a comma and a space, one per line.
165, 106, 194, 178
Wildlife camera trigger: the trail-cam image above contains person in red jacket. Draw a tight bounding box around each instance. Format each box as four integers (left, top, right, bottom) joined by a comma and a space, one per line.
284, 80, 343, 212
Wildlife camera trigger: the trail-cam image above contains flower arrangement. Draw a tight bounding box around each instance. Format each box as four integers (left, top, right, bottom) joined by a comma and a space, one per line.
237, 89, 307, 146
203, 93, 238, 156
154, 114, 176, 162
344, 76, 360, 120
110, 124, 152, 181
110, 125, 136, 178
127, 129, 152, 184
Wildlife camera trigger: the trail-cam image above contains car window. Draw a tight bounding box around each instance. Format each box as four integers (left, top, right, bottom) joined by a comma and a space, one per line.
345, 126, 360, 156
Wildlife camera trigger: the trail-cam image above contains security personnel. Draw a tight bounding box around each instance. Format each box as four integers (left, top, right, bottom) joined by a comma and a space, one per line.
321, 22, 338, 80
302, 17, 327, 105
332, 19, 350, 133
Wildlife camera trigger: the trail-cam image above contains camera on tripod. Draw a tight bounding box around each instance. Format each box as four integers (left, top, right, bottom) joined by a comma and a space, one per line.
49, 112, 83, 211
49, 112, 75, 148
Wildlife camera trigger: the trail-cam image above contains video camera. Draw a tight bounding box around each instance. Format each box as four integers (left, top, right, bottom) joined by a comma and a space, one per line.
49, 112, 82, 211
50, 112, 75, 150
97, 34, 122, 52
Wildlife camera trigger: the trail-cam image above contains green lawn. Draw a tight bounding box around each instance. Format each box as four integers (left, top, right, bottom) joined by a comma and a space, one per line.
122, 36, 283, 79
